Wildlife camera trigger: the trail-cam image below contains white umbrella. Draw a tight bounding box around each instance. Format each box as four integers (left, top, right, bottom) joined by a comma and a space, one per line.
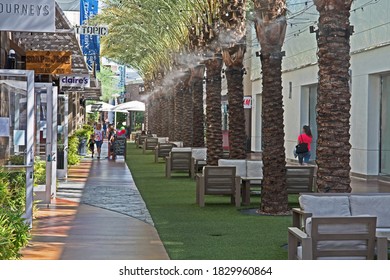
86, 102, 115, 113
114, 100, 145, 112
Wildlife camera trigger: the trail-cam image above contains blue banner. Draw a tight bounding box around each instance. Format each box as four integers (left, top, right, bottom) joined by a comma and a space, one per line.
118, 65, 126, 103
80, 0, 100, 71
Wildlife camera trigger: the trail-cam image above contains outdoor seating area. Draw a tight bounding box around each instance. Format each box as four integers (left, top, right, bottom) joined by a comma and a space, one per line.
125, 144, 390, 260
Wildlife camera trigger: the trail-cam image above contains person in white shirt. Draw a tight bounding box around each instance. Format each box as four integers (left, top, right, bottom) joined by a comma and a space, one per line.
94, 123, 104, 159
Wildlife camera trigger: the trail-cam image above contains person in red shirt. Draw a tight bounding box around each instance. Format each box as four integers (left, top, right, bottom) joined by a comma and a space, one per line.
297, 125, 313, 165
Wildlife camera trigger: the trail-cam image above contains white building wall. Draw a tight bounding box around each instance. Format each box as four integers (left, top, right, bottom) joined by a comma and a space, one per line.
249, 0, 390, 176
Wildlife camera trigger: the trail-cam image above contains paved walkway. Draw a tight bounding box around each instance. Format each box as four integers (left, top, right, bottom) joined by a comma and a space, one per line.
21, 141, 169, 260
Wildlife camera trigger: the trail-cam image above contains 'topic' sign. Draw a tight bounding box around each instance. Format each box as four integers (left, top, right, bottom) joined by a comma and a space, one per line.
75, 25, 109, 36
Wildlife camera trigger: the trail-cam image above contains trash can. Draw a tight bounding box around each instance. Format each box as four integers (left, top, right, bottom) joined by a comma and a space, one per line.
78, 138, 87, 156
57, 149, 65, 169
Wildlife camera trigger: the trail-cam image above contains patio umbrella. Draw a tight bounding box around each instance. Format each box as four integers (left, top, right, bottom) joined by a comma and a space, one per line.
86, 102, 115, 113
114, 100, 145, 112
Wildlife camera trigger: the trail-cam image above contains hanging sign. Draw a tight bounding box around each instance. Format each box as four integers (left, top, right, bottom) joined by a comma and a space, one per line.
243, 96, 252, 109
26, 51, 72, 75
59, 74, 90, 88
75, 25, 109, 36
0, 0, 55, 32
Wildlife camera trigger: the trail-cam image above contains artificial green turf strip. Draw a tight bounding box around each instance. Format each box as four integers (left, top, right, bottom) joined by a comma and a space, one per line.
126, 143, 299, 260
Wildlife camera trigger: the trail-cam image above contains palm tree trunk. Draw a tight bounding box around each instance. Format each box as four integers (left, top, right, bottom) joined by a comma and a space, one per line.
155, 91, 163, 136
219, 0, 247, 159
173, 78, 184, 141
226, 65, 246, 159
314, 0, 353, 193
168, 86, 175, 141
161, 93, 169, 137
259, 53, 288, 213
182, 72, 193, 147
192, 65, 205, 147
205, 56, 223, 165
254, 0, 288, 214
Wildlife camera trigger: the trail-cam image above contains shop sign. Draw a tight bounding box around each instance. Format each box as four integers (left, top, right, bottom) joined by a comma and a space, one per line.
26, 51, 72, 75
243, 96, 252, 109
59, 74, 90, 88
75, 25, 109, 36
0, 0, 55, 32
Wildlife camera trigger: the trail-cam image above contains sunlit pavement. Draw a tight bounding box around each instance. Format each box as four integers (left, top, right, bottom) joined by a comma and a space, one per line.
21, 141, 169, 260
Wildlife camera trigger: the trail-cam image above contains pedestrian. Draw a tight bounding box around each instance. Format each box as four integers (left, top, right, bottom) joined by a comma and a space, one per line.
107, 124, 116, 160
103, 121, 107, 138
296, 125, 313, 165
88, 134, 95, 158
94, 123, 104, 159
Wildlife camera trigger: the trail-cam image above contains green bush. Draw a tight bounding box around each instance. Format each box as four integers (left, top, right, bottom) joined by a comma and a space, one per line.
0, 170, 31, 259
33, 157, 46, 186
68, 135, 80, 166
8, 155, 24, 165
75, 124, 93, 141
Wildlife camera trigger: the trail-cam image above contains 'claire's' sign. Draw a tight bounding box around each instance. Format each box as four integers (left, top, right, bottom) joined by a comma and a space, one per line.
60, 75, 90, 89
0, 0, 55, 32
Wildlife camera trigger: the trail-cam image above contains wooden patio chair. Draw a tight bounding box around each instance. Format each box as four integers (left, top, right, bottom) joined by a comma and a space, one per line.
143, 137, 158, 154
137, 135, 148, 148
154, 143, 174, 163
196, 166, 241, 207
165, 151, 192, 178
286, 165, 316, 194
288, 216, 388, 260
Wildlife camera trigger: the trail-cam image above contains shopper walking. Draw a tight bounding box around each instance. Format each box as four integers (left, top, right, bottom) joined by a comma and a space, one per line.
296, 125, 313, 165
88, 134, 95, 158
94, 123, 104, 159
107, 124, 116, 160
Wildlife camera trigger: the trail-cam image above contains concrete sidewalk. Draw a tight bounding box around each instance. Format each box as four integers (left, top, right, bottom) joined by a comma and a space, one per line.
22, 141, 169, 260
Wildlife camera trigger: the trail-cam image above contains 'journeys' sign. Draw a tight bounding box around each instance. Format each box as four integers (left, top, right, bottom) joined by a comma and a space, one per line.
0, 0, 55, 32
60, 75, 90, 88
26, 51, 72, 75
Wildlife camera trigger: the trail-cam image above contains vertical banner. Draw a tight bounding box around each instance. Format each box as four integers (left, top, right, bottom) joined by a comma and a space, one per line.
80, 0, 100, 72
118, 65, 126, 103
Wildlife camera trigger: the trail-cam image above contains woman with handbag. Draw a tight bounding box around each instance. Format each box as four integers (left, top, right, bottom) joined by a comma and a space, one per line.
296, 125, 313, 165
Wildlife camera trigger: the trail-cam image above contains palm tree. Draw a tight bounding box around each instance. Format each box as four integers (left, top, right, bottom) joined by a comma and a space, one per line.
181, 70, 193, 146
253, 0, 288, 214
314, 0, 353, 193
191, 65, 205, 147
220, 0, 247, 159
205, 55, 224, 165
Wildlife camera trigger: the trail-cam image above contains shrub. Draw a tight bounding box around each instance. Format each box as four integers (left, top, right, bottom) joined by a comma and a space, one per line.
75, 124, 93, 140
33, 157, 46, 186
0, 171, 31, 259
68, 135, 80, 166
8, 155, 24, 165
0, 208, 30, 260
